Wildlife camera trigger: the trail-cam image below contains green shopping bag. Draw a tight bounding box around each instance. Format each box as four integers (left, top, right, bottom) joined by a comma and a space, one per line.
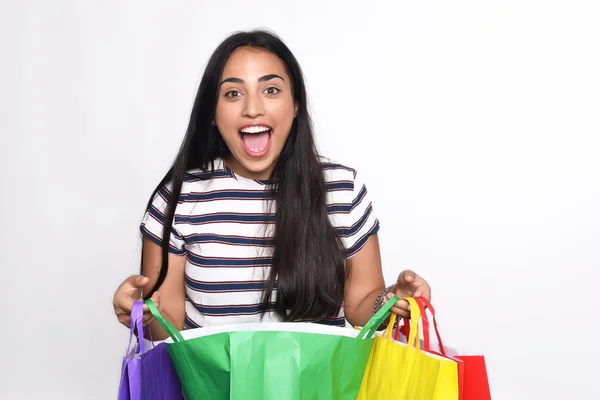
146, 296, 398, 400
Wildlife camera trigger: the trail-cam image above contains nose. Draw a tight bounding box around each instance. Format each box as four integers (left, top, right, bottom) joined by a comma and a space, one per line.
242, 92, 265, 119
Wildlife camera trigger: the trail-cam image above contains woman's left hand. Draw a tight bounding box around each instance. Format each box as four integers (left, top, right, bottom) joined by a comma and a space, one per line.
384, 270, 431, 318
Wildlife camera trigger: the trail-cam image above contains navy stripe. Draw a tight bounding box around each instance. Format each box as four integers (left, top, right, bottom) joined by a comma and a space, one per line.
185, 169, 231, 182
180, 186, 352, 202
186, 277, 270, 293
185, 234, 274, 247
157, 186, 173, 203
140, 226, 187, 255
147, 206, 184, 240
327, 185, 367, 214
336, 204, 373, 238
311, 318, 346, 327
187, 252, 272, 268
326, 181, 354, 191
176, 212, 275, 225
351, 185, 367, 211
181, 190, 274, 202
148, 205, 166, 224
346, 220, 380, 257
327, 204, 352, 213
321, 162, 355, 173
183, 315, 202, 329
192, 302, 277, 316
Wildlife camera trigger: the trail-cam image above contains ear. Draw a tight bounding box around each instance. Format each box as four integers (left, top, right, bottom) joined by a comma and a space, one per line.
294, 103, 298, 117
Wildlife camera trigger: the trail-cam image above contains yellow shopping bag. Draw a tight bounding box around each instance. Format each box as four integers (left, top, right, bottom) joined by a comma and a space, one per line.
357, 297, 459, 399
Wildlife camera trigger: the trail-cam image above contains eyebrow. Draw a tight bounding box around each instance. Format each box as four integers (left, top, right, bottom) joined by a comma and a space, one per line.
220, 74, 284, 86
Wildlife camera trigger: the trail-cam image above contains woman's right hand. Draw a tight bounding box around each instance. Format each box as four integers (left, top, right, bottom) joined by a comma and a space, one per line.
113, 275, 161, 328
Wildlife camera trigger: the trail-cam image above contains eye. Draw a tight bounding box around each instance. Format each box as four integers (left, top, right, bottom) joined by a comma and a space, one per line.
224, 90, 242, 98
264, 87, 280, 96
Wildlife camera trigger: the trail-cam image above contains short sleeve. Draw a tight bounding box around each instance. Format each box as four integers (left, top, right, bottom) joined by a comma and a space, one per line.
139, 184, 187, 255
337, 170, 380, 258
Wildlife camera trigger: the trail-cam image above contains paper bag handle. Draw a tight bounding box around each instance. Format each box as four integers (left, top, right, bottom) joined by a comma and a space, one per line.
380, 297, 422, 350
126, 301, 145, 356
404, 297, 422, 350
393, 316, 410, 341
145, 299, 185, 343
391, 297, 446, 354
357, 294, 400, 339
415, 297, 447, 355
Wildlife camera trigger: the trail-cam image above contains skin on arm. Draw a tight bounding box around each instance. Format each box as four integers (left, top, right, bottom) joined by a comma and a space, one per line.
343, 233, 386, 327
141, 236, 187, 341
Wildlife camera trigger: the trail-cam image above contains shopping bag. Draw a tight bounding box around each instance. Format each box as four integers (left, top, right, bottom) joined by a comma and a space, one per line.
402, 297, 491, 400
139, 342, 183, 399
146, 295, 397, 400
357, 297, 459, 399
394, 299, 465, 398
118, 302, 144, 400
117, 301, 183, 400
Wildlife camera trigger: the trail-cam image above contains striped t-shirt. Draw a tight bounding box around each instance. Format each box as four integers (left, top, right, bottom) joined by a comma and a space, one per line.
140, 158, 380, 329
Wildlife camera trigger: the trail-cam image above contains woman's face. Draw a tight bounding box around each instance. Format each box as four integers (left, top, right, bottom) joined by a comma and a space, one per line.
215, 46, 296, 180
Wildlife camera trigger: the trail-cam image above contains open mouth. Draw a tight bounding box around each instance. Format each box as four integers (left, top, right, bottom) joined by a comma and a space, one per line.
239, 125, 273, 158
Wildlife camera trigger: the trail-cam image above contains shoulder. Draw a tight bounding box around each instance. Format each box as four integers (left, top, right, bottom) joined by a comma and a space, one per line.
178, 159, 235, 192
322, 157, 380, 254
149, 159, 237, 205
184, 158, 231, 182
320, 156, 358, 186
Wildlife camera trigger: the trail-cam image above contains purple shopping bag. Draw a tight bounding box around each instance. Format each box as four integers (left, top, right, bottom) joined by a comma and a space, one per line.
140, 342, 182, 399
118, 301, 183, 399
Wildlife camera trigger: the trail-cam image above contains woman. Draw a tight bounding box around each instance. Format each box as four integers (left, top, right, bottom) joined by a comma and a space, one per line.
113, 29, 431, 340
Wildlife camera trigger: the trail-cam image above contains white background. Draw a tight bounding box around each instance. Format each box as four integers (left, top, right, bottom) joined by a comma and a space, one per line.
1, 0, 599, 399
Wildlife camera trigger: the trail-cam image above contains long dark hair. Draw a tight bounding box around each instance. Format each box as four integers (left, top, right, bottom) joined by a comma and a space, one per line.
142, 29, 346, 321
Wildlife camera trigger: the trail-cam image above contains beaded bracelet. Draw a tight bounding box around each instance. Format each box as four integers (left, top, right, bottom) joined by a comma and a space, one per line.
374, 284, 397, 330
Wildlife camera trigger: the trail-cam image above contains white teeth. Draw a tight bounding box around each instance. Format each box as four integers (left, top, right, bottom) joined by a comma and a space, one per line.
240, 126, 270, 134
250, 148, 265, 152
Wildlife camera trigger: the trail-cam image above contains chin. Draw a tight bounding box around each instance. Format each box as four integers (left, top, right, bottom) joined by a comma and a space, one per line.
234, 152, 278, 179
245, 158, 276, 173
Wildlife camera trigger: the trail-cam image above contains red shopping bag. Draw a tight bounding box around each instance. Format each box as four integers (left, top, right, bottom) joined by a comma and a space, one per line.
394, 298, 492, 400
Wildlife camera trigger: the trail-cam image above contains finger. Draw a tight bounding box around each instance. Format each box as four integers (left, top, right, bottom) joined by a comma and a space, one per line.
119, 275, 150, 299
385, 292, 406, 304
114, 292, 135, 315
391, 286, 417, 303
414, 289, 431, 301
142, 293, 157, 327
143, 311, 155, 322
394, 298, 411, 313
143, 319, 155, 328
390, 306, 411, 318
142, 291, 161, 314
142, 314, 155, 327
384, 294, 410, 311
413, 283, 432, 301
128, 275, 150, 288
397, 269, 416, 286
117, 314, 131, 327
